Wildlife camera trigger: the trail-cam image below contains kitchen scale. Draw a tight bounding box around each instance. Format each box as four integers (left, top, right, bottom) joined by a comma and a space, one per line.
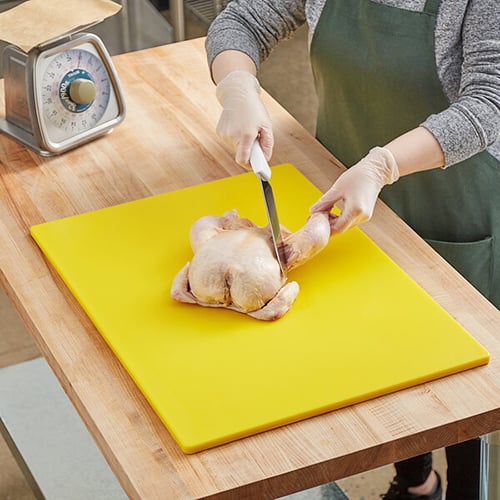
0, 30, 126, 156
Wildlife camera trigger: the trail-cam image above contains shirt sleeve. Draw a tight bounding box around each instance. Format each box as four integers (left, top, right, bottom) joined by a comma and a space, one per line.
421, 0, 500, 166
205, 0, 306, 73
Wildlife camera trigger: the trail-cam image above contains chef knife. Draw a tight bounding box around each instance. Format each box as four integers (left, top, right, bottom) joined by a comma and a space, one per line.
249, 141, 287, 279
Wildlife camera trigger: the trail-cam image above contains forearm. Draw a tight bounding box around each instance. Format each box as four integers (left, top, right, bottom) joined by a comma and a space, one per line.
212, 51, 257, 84
309, 128, 444, 234
384, 126, 445, 176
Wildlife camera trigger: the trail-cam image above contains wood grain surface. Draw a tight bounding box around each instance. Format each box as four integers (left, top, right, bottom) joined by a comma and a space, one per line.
0, 38, 499, 499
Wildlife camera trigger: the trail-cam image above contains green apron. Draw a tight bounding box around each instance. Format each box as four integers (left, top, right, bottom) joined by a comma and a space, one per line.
310, 0, 500, 308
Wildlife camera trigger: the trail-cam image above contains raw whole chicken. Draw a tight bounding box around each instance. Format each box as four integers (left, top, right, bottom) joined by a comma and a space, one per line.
170, 209, 334, 320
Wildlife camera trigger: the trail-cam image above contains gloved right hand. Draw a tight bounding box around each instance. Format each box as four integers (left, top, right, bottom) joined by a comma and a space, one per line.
215, 70, 274, 167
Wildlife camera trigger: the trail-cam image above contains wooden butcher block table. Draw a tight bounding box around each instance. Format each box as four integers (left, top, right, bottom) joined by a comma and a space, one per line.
1, 37, 499, 498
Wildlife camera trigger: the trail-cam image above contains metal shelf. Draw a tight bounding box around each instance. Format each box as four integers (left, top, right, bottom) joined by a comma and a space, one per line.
186, 0, 229, 25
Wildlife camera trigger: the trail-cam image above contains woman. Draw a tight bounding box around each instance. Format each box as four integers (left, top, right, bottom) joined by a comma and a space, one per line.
205, 0, 500, 498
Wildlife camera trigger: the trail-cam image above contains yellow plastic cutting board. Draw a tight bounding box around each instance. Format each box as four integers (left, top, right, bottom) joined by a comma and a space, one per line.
31, 164, 489, 453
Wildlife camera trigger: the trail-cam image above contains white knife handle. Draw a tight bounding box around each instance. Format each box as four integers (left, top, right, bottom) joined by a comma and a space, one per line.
250, 141, 272, 181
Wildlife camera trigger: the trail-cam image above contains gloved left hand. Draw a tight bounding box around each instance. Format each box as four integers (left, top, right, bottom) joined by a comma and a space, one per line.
310, 147, 400, 234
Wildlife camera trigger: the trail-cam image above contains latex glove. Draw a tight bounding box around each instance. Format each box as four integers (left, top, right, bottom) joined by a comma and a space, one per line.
310, 147, 400, 234
215, 70, 273, 166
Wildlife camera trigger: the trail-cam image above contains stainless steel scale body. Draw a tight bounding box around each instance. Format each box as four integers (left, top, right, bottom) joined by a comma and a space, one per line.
0, 31, 125, 156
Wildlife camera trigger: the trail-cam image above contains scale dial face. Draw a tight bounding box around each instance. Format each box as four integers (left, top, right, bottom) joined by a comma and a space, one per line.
41, 49, 110, 134
33, 36, 124, 149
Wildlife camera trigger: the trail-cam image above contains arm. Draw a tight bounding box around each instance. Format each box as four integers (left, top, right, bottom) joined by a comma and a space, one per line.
206, 0, 307, 77
211, 50, 256, 84
422, 0, 500, 166
385, 126, 445, 176
310, 127, 445, 234
205, 0, 306, 165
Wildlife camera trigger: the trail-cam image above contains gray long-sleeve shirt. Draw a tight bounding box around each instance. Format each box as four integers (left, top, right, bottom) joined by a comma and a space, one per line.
206, 0, 500, 166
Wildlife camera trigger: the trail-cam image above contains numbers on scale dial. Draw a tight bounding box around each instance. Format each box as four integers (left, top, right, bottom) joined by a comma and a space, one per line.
41, 49, 111, 134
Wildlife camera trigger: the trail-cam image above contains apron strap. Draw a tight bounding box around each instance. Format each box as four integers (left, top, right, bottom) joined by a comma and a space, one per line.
423, 0, 440, 15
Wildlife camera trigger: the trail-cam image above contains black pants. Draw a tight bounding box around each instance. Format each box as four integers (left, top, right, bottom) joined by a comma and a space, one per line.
395, 438, 481, 500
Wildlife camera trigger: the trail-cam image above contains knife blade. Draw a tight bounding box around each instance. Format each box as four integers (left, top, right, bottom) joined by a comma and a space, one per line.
249, 141, 287, 279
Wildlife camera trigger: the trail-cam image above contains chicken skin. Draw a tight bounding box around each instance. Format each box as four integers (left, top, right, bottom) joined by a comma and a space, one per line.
170, 209, 334, 320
